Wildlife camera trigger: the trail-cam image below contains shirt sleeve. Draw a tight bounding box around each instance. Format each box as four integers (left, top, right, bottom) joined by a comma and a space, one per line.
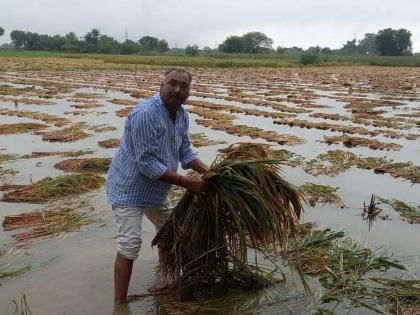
179, 112, 198, 169
130, 110, 168, 180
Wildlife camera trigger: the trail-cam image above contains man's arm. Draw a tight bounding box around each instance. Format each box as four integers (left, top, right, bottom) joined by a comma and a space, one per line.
131, 110, 207, 192
188, 158, 209, 174
160, 169, 207, 193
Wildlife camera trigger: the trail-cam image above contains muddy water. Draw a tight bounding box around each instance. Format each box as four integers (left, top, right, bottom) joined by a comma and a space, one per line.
0, 74, 419, 315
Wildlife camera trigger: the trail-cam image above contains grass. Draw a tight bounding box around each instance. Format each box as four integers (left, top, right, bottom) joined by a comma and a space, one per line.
1, 174, 105, 203
0, 50, 66, 57
54, 158, 111, 173
378, 198, 420, 224
219, 143, 304, 168
322, 135, 402, 151
99, 54, 298, 68
282, 225, 405, 282
0, 109, 70, 127
62, 150, 95, 157
36, 124, 90, 142
87, 124, 117, 133
298, 182, 347, 208
12, 293, 32, 315
281, 224, 420, 314
3, 206, 99, 243
154, 288, 308, 314
0, 123, 49, 135
314, 277, 420, 314
152, 143, 303, 297
169, 186, 185, 206
109, 98, 138, 106
191, 107, 304, 145
0, 95, 54, 105
362, 195, 384, 230
150, 223, 420, 314
0, 154, 17, 164
115, 107, 133, 117
0, 251, 32, 285
2, 50, 420, 68
304, 150, 420, 184
0, 262, 31, 285
21, 150, 94, 159
189, 133, 227, 147
0, 167, 18, 177
98, 138, 120, 148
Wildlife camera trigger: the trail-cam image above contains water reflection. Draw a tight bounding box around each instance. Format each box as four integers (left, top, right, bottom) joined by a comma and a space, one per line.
114, 302, 132, 315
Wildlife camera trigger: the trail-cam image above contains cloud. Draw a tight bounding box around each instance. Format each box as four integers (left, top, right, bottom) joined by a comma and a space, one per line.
1, 0, 419, 51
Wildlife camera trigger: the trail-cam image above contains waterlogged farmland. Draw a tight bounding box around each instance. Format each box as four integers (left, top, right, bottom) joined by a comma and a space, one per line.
0, 57, 419, 314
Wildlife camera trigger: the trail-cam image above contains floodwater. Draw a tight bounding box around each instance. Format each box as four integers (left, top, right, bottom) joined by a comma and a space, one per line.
0, 67, 419, 315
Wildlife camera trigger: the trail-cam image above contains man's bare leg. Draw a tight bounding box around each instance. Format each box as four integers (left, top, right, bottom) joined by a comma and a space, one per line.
114, 253, 134, 301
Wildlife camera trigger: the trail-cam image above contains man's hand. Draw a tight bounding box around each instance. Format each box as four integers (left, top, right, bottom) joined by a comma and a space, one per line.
159, 169, 207, 192
179, 175, 207, 193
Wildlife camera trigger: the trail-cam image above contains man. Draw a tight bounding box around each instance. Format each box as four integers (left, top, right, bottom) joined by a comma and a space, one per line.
107, 68, 209, 301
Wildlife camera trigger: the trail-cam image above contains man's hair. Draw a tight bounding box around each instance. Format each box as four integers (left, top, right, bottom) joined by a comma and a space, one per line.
164, 67, 192, 83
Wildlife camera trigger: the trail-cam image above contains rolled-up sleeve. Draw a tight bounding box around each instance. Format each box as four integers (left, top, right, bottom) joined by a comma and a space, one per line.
130, 111, 167, 179
179, 113, 198, 169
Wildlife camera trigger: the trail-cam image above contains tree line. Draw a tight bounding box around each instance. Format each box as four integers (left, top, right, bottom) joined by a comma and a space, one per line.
0, 27, 415, 56
220, 29, 413, 56
2, 28, 169, 54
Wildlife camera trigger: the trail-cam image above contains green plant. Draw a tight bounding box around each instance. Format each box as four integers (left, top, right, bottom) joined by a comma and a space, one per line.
300, 52, 320, 65
152, 143, 303, 297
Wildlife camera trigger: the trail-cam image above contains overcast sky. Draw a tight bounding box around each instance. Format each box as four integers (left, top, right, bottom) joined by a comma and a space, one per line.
1, 0, 419, 52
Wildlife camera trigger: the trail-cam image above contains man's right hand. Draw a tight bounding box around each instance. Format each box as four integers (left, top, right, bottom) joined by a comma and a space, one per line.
159, 170, 208, 193
179, 175, 207, 193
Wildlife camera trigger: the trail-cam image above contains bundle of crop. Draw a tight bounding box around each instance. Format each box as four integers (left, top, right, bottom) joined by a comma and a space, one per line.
152, 143, 303, 297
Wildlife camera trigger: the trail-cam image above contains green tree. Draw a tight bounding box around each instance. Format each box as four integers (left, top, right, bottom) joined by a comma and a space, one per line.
84, 28, 101, 52
358, 33, 378, 54
97, 35, 120, 54
241, 32, 273, 53
157, 39, 169, 52
375, 28, 412, 56
300, 52, 320, 65
139, 36, 159, 51
22, 32, 40, 50
38, 34, 52, 50
120, 39, 140, 54
61, 32, 81, 52
321, 47, 333, 54
276, 46, 286, 54
277, 46, 304, 56
307, 45, 321, 53
185, 44, 199, 56
341, 39, 358, 55
50, 34, 66, 51
218, 35, 244, 53
10, 30, 27, 49
0, 27, 4, 37
202, 46, 212, 53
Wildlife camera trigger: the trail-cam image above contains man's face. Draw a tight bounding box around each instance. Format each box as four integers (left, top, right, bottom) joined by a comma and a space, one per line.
160, 71, 191, 112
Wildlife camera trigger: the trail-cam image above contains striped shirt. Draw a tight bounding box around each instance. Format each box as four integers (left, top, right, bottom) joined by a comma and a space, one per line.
106, 93, 197, 207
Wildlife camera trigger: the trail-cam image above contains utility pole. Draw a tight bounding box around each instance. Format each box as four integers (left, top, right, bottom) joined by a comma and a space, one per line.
124, 27, 128, 41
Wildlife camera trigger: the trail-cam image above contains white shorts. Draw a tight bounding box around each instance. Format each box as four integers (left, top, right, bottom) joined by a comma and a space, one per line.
112, 199, 172, 260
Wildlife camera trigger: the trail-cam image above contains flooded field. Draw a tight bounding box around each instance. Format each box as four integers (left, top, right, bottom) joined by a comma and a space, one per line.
0, 58, 419, 314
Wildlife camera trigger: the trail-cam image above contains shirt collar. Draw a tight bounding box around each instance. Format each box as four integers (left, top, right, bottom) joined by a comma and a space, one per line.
155, 93, 168, 115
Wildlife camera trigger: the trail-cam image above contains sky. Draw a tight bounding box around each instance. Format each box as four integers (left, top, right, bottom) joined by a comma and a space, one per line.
1, 0, 419, 52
